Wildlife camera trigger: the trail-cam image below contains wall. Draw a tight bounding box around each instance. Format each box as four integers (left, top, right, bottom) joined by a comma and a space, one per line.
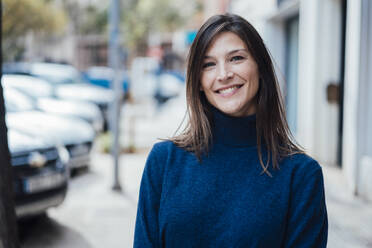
230, 0, 342, 166
343, 0, 372, 199
297, 0, 341, 165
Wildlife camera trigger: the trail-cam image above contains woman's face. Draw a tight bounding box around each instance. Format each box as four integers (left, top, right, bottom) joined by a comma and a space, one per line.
200, 31, 259, 117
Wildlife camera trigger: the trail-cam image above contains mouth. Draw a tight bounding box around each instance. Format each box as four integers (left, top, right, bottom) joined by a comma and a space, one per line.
215, 84, 243, 96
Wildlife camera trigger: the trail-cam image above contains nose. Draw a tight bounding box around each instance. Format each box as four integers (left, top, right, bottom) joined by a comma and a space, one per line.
216, 64, 233, 82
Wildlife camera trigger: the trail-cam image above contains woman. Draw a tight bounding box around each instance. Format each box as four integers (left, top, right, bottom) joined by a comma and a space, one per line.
134, 14, 328, 248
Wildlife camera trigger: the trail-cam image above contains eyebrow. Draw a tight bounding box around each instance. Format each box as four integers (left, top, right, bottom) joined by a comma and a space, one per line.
204, 49, 248, 59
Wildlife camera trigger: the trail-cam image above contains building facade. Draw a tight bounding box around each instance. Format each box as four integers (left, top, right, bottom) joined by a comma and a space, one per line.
226, 0, 372, 200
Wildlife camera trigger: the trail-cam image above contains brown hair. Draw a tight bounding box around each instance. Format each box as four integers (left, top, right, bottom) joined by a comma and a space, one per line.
171, 13, 303, 175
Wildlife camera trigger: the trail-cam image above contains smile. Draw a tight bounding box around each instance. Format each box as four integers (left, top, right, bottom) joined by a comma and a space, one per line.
215, 84, 243, 96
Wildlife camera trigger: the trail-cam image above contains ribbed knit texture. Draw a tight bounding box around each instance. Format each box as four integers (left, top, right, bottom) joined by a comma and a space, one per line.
134, 108, 328, 248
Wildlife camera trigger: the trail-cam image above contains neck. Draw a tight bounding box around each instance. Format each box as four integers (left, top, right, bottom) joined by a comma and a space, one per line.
210, 106, 257, 147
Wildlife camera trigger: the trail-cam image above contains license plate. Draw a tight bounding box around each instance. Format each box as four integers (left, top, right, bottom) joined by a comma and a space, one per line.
70, 144, 89, 156
24, 173, 66, 194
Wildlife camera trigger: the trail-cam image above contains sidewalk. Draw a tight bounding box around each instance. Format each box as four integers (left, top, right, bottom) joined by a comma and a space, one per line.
30, 150, 148, 248
323, 165, 372, 248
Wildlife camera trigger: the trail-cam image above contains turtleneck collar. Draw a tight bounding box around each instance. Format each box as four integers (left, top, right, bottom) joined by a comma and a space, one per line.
210, 106, 257, 147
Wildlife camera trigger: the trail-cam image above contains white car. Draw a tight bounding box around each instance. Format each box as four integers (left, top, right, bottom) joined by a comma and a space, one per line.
2, 74, 104, 133
29, 63, 114, 130
3, 62, 115, 130
4, 87, 96, 171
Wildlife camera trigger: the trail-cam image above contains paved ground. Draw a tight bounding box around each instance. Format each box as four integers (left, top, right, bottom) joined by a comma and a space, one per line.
20, 150, 144, 248
19, 99, 372, 247
323, 165, 372, 248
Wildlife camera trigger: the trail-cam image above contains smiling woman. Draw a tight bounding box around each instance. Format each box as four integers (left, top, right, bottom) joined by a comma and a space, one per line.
134, 14, 328, 248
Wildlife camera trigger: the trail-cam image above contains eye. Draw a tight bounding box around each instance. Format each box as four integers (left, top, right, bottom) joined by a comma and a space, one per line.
231, 56, 245, 62
202, 62, 215, 68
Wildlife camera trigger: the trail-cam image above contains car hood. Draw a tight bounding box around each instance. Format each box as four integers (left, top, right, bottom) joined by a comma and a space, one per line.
55, 83, 114, 105
37, 97, 102, 122
8, 128, 53, 154
6, 111, 95, 145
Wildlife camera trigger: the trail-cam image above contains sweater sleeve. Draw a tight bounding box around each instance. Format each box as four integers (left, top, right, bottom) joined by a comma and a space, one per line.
134, 144, 165, 248
284, 161, 328, 248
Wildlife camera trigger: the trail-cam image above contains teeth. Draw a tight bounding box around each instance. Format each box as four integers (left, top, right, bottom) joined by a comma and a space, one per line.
218, 86, 239, 94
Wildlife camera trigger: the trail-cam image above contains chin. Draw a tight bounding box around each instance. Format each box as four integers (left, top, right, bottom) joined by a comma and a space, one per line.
214, 103, 241, 115
218, 107, 242, 116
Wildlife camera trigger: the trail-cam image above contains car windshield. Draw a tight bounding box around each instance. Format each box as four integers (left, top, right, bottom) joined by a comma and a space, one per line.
3, 88, 36, 112
2, 75, 53, 98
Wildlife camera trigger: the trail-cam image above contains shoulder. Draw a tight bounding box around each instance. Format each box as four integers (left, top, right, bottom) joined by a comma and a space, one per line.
145, 141, 172, 167
141, 141, 179, 190
278, 153, 324, 187
150, 140, 184, 158
148, 140, 193, 164
144, 140, 196, 185
281, 152, 322, 175
280, 153, 325, 192
152, 140, 178, 153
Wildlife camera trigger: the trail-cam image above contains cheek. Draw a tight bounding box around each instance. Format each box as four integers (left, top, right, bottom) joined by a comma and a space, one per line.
240, 65, 259, 81
240, 66, 259, 95
200, 72, 213, 91
248, 77, 260, 97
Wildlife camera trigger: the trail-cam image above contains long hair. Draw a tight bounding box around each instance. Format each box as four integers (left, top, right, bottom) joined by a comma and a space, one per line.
171, 14, 303, 175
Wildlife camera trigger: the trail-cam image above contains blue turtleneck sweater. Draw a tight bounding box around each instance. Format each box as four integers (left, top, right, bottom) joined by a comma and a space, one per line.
134, 108, 328, 248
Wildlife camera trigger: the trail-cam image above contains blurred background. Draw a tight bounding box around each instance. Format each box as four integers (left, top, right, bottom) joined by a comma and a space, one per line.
1, 0, 372, 247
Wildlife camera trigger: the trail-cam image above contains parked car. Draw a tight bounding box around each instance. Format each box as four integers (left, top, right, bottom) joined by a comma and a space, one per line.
8, 128, 69, 218
2, 74, 104, 133
129, 57, 184, 104
3, 62, 114, 130
82, 66, 130, 95
4, 87, 96, 171
153, 71, 185, 105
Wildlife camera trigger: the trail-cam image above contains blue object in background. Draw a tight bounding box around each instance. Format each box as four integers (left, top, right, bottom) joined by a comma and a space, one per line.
83, 66, 130, 93
164, 70, 185, 83
186, 30, 197, 46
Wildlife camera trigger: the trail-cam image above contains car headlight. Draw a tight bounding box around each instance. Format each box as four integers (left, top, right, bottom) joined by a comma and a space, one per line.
57, 145, 70, 164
